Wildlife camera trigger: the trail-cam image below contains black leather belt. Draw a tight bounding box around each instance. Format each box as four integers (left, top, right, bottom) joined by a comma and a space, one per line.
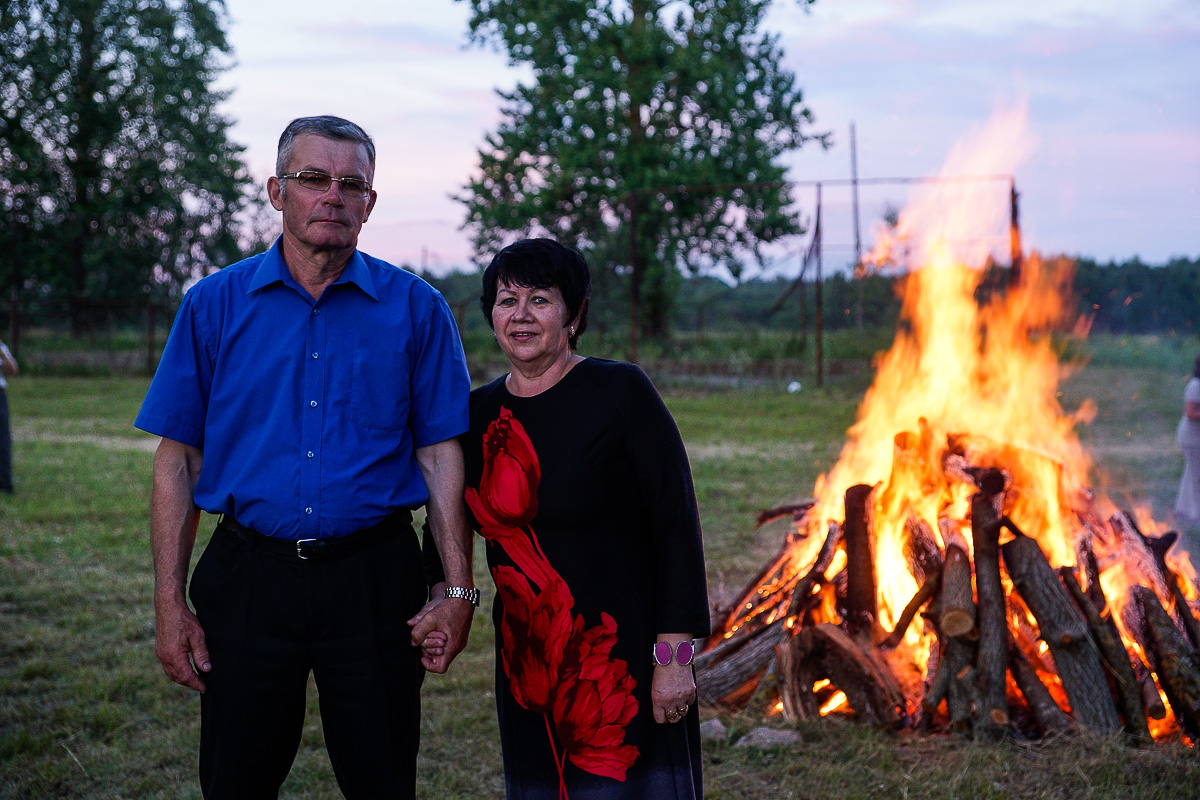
215, 511, 411, 561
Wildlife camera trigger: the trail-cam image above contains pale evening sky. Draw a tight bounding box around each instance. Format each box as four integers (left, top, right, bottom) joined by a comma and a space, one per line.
216, 0, 1199, 276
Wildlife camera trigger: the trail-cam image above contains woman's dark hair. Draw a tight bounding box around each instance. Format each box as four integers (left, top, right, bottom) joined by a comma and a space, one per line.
480, 238, 591, 349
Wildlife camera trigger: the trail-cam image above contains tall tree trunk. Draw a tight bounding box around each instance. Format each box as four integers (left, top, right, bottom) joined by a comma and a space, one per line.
67, 4, 101, 336
624, 0, 650, 357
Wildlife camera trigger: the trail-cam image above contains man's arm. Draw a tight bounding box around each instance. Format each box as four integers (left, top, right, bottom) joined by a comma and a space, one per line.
151, 437, 210, 691
409, 437, 474, 673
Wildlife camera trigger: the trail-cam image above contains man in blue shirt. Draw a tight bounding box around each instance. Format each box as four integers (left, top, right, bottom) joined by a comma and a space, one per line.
136, 115, 475, 799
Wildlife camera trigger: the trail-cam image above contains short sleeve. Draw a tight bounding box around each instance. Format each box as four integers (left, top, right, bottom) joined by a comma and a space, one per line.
408, 289, 470, 448
134, 288, 215, 448
1186, 378, 1200, 405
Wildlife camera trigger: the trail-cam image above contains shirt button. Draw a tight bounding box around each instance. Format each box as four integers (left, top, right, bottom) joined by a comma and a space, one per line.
310, 400, 318, 408
312, 309, 320, 316
305, 507, 313, 515
307, 451, 314, 458
311, 352, 319, 359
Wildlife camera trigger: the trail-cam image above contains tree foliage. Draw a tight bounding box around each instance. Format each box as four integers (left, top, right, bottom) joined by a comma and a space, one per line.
1073, 256, 1200, 335
422, 254, 1200, 345
456, 0, 827, 341
0, 0, 251, 322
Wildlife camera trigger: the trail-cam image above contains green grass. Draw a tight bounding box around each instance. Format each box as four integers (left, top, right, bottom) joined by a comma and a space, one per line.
2, 333, 1199, 798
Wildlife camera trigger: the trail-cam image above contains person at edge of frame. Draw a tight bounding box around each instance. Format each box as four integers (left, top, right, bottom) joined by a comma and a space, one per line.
0, 338, 17, 494
134, 114, 476, 800
1175, 351, 1200, 538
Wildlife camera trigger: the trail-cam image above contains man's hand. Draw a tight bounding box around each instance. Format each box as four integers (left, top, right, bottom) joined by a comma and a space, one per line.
413, 439, 475, 673
150, 437, 205, 690
408, 582, 473, 673
155, 597, 211, 692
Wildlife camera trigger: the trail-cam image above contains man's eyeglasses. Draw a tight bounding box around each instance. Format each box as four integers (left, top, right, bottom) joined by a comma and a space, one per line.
279, 170, 373, 198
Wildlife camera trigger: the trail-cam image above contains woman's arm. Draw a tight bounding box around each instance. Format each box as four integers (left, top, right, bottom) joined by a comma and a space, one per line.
652, 633, 697, 723
622, 365, 711, 639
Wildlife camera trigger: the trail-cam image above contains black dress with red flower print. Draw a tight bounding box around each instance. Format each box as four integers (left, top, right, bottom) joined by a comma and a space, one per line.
464, 358, 710, 800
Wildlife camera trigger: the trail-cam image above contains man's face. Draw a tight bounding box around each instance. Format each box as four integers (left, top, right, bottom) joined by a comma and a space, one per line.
268, 133, 377, 255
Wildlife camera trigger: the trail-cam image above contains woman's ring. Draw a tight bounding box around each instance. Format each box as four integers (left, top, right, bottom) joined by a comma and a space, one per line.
676, 706, 688, 715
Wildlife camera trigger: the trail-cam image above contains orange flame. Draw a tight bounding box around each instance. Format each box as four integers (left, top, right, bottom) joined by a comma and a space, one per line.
719, 103, 1197, 741
810, 104, 1094, 636
798, 104, 1189, 734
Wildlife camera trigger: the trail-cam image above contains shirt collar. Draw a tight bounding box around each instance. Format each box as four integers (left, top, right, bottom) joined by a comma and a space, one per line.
248, 238, 378, 301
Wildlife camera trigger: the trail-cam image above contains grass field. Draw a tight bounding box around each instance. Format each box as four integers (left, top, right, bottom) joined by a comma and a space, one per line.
2, 334, 1200, 798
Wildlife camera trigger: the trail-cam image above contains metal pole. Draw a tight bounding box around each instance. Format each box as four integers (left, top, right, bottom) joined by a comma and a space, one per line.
850, 122, 864, 330
851, 122, 862, 265
798, 248, 807, 358
815, 183, 824, 388
1009, 179, 1022, 287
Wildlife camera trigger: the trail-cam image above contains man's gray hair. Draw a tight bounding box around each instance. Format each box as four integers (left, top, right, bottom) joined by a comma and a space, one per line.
276, 115, 376, 177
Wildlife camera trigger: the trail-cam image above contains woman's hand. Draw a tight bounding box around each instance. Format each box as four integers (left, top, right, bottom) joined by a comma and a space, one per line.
651, 634, 697, 724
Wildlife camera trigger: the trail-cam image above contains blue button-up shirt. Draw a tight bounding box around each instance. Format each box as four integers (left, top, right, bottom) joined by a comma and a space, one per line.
135, 239, 470, 540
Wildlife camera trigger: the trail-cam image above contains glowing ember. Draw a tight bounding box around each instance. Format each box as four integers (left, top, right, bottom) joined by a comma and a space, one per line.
820, 691, 849, 716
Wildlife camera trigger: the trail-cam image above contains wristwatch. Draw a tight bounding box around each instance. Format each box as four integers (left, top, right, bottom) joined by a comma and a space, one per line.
444, 585, 480, 607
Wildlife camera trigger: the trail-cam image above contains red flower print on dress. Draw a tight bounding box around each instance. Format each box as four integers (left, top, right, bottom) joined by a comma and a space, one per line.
466, 407, 641, 796
552, 613, 640, 781
492, 566, 575, 713
466, 406, 540, 530
465, 407, 557, 589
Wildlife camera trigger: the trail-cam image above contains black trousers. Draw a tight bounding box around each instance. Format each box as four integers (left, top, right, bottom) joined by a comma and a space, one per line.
189, 517, 428, 799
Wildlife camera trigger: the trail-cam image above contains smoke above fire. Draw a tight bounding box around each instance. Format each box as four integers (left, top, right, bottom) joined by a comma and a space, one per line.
863, 103, 1037, 273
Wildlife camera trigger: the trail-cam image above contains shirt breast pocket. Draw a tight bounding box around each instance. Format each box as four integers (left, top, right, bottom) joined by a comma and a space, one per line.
348, 348, 411, 432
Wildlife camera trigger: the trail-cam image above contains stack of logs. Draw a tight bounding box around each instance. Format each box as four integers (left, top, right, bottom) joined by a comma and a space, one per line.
695, 466, 1200, 743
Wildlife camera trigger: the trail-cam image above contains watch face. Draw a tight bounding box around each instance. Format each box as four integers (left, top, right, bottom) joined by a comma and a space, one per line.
676, 639, 695, 666
652, 641, 673, 666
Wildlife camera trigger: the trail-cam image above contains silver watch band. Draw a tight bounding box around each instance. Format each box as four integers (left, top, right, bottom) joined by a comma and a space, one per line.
444, 585, 480, 606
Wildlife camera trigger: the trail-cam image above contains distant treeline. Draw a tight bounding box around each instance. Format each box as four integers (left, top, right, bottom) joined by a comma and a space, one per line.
422, 255, 1200, 338
1073, 256, 1200, 334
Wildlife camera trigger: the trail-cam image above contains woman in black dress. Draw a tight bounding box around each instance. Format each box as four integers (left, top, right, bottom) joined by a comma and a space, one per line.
463, 238, 709, 799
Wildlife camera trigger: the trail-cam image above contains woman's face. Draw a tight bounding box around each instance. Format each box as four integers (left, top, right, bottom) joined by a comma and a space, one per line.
491, 281, 574, 369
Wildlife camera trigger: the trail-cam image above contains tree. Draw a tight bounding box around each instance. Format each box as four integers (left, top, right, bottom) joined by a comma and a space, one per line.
0, 0, 250, 330
456, 0, 828, 348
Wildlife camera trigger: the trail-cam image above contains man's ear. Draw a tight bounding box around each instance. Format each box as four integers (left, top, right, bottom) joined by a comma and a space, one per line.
362, 189, 377, 223
267, 176, 285, 211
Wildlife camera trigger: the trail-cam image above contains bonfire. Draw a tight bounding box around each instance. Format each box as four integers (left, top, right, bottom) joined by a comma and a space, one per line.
695, 106, 1200, 744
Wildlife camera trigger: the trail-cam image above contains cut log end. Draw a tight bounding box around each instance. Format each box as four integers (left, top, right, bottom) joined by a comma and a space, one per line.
940, 609, 977, 639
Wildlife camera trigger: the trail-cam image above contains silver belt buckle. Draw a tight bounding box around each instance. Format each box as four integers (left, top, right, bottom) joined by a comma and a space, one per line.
296, 538, 317, 560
